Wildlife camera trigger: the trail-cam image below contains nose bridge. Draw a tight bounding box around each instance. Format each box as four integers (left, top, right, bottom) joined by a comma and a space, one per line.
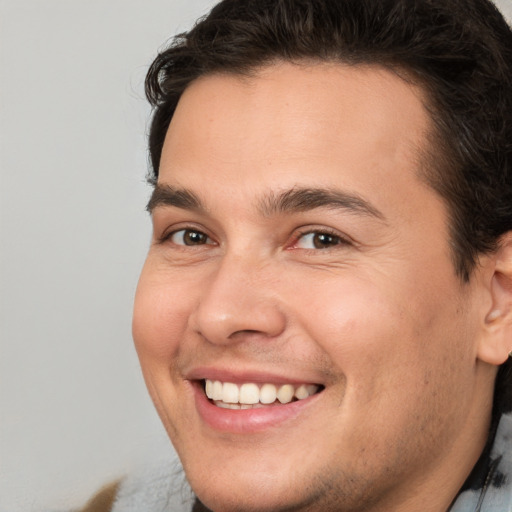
191, 250, 286, 344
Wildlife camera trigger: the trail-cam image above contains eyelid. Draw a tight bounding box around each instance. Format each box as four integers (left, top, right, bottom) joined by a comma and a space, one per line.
155, 222, 354, 250
156, 223, 215, 246
173, 229, 212, 246
289, 226, 354, 250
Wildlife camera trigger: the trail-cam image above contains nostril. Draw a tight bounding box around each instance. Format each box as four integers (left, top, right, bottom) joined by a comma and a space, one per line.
227, 329, 270, 341
230, 329, 261, 336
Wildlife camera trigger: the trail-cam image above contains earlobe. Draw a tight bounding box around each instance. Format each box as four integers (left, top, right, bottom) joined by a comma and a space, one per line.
477, 233, 512, 366
485, 309, 502, 323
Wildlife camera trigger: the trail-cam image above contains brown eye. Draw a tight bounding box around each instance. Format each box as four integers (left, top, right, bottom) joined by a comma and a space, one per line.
296, 231, 345, 249
170, 229, 211, 246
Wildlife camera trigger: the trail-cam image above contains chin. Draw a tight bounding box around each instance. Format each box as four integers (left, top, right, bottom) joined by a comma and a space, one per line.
178, 436, 359, 512
190, 474, 310, 512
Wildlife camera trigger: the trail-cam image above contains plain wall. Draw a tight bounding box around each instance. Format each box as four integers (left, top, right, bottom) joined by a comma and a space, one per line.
1, 1, 511, 511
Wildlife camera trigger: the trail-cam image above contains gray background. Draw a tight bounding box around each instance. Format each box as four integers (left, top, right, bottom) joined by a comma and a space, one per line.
0, 1, 216, 510
1, 1, 511, 511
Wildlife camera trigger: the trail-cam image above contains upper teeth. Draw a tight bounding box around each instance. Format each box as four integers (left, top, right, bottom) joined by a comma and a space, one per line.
205, 379, 319, 406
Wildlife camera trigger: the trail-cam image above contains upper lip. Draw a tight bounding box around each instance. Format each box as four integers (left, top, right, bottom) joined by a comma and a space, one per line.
185, 366, 324, 386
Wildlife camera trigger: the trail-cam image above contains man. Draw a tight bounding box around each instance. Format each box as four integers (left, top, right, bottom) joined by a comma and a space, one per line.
82, 0, 512, 510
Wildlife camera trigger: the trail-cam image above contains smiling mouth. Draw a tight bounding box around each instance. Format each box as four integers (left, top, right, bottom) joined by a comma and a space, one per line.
203, 379, 324, 410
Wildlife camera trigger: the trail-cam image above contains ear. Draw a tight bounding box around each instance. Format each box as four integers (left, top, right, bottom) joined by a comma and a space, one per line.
478, 232, 512, 365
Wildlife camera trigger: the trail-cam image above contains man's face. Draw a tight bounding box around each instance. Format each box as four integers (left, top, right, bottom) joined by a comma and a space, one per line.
133, 63, 488, 512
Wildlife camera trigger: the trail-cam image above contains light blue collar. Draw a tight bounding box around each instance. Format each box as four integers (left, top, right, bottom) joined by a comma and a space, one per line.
450, 412, 512, 512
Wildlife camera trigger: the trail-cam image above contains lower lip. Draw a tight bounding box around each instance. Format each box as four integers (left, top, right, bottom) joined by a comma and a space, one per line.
192, 382, 321, 434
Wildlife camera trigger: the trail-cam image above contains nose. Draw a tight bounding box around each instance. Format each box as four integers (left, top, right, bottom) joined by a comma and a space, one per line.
189, 254, 287, 345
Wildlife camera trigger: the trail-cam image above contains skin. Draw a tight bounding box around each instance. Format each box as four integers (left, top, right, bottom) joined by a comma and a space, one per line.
133, 62, 502, 512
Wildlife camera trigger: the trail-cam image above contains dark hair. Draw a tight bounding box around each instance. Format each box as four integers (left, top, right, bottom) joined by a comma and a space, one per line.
145, 0, 512, 416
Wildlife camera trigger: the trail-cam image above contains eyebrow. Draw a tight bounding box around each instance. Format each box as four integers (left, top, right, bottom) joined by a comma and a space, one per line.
147, 184, 385, 221
258, 187, 385, 220
147, 184, 203, 213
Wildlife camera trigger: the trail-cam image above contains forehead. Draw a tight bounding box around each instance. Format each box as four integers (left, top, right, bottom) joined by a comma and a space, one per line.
159, 62, 433, 214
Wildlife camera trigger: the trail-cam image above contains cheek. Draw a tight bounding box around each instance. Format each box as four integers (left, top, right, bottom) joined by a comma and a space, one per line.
300, 274, 411, 354
293, 271, 475, 469
296, 269, 464, 398
132, 265, 198, 439
132, 265, 193, 365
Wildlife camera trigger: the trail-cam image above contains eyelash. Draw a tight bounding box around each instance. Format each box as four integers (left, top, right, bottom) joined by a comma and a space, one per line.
291, 228, 352, 250
159, 226, 351, 251
159, 227, 214, 247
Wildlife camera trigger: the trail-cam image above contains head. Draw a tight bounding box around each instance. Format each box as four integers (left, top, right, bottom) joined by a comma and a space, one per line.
134, 1, 512, 511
